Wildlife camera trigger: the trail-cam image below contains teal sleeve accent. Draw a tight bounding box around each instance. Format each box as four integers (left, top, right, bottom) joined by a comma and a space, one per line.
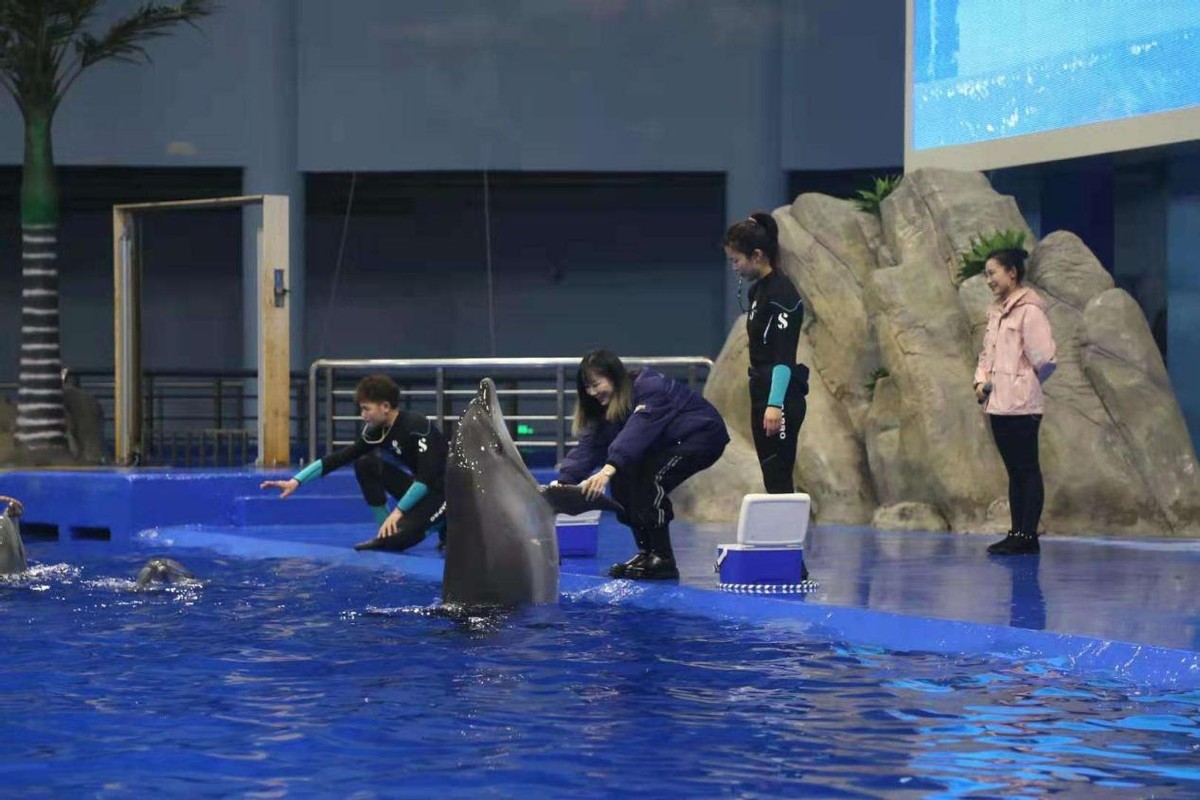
768, 364, 792, 407
292, 460, 324, 485
370, 505, 389, 525
397, 481, 429, 513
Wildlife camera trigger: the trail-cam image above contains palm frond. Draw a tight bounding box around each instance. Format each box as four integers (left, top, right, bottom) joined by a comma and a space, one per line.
0, 0, 58, 107
1, 0, 217, 109
1, 0, 101, 107
76, 1, 216, 69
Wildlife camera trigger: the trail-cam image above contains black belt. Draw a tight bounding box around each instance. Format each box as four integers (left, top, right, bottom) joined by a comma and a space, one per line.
747, 364, 811, 396
747, 364, 803, 377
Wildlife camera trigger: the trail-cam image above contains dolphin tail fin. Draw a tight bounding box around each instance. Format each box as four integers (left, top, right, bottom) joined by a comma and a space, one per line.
540, 484, 624, 517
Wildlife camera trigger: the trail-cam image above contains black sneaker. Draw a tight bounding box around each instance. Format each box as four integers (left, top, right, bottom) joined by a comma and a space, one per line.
987, 530, 1040, 555
624, 554, 680, 581
609, 552, 649, 578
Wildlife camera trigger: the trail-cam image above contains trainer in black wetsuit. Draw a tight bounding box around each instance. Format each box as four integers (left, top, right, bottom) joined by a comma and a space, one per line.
260, 375, 448, 552
725, 212, 810, 493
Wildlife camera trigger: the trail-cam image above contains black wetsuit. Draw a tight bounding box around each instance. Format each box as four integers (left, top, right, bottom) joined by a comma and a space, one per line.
316, 411, 449, 551
746, 268, 809, 493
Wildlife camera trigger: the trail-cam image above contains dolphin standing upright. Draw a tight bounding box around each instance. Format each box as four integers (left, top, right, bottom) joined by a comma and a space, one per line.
0, 496, 28, 575
442, 378, 621, 607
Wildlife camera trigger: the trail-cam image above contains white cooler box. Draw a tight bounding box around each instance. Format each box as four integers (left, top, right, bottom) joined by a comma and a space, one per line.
716, 493, 816, 592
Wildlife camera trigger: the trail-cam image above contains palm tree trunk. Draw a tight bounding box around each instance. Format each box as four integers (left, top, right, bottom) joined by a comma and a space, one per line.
16, 110, 68, 450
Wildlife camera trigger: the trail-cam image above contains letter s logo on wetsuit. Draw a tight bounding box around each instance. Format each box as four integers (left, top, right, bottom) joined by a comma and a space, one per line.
418, 438, 428, 453
776, 312, 789, 330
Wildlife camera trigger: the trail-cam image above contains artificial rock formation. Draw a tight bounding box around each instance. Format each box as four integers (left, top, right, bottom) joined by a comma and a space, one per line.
677, 168, 1200, 537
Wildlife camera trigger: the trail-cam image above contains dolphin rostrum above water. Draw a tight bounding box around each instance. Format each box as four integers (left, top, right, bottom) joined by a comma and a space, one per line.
442, 378, 621, 607
0, 496, 27, 575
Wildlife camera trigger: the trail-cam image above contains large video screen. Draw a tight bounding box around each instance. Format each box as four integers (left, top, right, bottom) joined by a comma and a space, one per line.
906, 0, 1200, 170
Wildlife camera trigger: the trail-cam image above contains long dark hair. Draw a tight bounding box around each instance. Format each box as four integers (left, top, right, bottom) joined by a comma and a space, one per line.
572, 348, 633, 435
723, 211, 780, 267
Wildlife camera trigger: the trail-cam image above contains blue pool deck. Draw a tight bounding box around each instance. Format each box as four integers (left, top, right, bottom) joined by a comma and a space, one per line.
4, 467, 1200, 689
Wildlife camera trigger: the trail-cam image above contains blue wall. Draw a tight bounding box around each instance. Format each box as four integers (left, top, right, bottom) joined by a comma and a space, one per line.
303, 173, 728, 361
0, 0, 252, 166
0, 0, 907, 383
0, 0, 905, 171
782, 0, 905, 169
1168, 154, 1200, 453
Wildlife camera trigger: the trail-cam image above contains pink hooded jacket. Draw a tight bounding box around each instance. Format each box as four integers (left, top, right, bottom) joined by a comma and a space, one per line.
974, 286, 1057, 415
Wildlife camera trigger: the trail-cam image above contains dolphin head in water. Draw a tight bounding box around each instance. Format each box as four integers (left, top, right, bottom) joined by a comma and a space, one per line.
442, 378, 620, 607
0, 497, 27, 575
135, 557, 195, 588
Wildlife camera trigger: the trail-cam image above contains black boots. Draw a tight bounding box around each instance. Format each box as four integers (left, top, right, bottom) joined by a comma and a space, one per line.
623, 553, 679, 580
608, 552, 649, 578
609, 552, 679, 580
609, 526, 679, 580
987, 530, 1040, 555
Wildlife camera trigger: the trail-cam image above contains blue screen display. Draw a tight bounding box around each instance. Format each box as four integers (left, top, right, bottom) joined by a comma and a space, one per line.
912, 0, 1200, 150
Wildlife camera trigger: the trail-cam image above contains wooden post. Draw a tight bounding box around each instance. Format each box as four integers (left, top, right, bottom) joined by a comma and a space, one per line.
112, 207, 141, 466
258, 195, 291, 467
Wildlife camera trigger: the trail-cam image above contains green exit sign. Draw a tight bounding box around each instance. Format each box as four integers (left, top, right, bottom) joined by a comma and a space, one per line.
516, 424, 535, 436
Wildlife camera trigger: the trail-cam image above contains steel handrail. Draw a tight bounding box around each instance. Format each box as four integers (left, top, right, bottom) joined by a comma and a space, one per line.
307, 356, 714, 464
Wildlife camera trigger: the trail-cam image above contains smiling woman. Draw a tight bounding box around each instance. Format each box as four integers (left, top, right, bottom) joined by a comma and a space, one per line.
974, 248, 1058, 556
555, 349, 729, 581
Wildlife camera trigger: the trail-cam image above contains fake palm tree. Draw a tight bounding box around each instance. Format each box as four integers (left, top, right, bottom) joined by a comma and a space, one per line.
0, 0, 215, 451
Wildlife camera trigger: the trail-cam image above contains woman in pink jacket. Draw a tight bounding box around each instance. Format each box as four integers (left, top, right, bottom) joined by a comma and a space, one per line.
974, 248, 1057, 555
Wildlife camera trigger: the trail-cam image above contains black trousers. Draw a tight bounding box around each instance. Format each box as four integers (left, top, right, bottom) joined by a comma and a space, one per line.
749, 366, 808, 494
353, 454, 446, 552
988, 414, 1044, 536
609, 446, 725, 560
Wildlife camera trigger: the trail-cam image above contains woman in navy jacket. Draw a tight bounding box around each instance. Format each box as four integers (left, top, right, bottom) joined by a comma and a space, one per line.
557, 349, 729, 580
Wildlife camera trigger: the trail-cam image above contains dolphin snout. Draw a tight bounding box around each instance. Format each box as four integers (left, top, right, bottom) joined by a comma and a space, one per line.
478, 378, 497, 404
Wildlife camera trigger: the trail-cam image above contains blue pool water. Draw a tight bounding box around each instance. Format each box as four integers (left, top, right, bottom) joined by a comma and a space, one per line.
3, 541, 1200, 798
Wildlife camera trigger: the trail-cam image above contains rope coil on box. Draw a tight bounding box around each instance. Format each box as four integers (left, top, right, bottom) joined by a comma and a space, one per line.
716, 580, 819, 595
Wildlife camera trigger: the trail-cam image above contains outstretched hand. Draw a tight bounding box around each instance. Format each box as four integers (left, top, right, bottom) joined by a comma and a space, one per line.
377, 509, 403, 538
260, 478, 299, 499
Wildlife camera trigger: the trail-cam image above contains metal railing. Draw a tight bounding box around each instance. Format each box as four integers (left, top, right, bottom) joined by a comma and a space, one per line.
141, 426, 252, 467
307, 357, 715, 466
2, 368, 311, 467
